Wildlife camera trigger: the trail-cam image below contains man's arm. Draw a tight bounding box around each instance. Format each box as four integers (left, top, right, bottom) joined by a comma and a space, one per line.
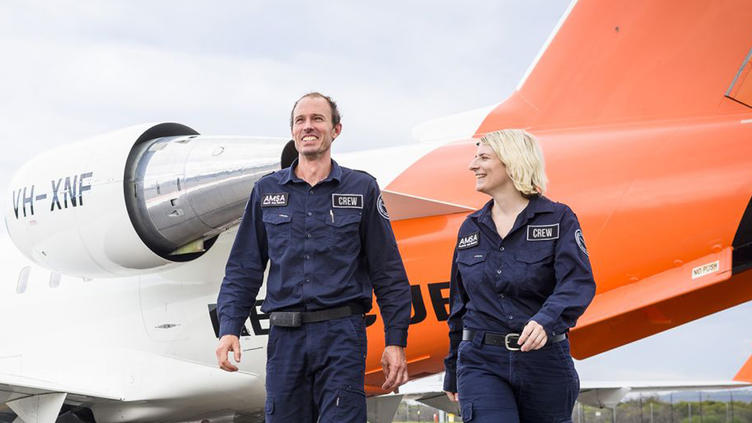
215, 183, 269, 371
361, 179, 411, 391
528, 205, 596, 338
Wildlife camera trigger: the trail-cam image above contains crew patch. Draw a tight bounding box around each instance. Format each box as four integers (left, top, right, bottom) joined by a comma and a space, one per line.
575, 229, 588, 256
457, 232, 480, 249
332, 193, 364, 209
377, 193, 390, 220
261, 192, 288, 207
527, 223, 559, 241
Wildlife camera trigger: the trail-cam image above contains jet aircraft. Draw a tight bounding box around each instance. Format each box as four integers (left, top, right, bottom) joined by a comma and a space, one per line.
3, 0, 752, 422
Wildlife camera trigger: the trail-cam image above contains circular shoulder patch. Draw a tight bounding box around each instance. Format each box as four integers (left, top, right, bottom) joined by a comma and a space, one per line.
377, 194, 390, 220
575, 229, 588, 256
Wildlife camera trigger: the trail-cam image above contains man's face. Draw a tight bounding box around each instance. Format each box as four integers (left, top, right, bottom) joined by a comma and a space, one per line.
291, 96, 342, 159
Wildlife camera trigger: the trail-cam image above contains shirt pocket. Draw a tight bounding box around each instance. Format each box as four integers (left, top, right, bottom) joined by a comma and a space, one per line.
262, 212, 292, 257
514, 245, 555, 294
455, 252, 488, 288
325, 211, 362, 254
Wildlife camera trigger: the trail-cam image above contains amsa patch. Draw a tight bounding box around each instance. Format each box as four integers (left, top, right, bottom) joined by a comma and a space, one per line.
261, 192, 289, 207
527, 223, 559, 241
457, 232, 480, 250
332, 193, 363, 209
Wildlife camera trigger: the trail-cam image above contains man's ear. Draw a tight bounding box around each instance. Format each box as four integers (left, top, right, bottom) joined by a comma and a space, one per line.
332, 123, 342, 139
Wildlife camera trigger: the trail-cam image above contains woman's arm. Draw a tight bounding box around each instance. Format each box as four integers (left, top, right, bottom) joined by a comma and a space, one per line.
529, 205, 596, 337
442, 247, 468, 394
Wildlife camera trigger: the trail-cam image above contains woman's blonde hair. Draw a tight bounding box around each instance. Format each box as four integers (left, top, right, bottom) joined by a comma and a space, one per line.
479, 129, 547, 196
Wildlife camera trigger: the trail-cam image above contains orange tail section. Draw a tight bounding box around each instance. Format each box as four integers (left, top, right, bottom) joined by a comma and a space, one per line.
381, 0, 752, 370
477, 0, 752, 132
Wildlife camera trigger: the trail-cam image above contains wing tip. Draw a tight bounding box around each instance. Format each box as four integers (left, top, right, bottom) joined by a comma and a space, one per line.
733, 354, 752, 383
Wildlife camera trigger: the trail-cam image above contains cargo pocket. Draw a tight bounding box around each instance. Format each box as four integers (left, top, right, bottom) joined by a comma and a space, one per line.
265, 396, 274, 417
346, 316, 368, 359
461, 401, 473, 421
335, 385, 366, 421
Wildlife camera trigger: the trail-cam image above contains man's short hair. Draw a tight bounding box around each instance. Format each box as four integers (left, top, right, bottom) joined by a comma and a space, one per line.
289, 92, 341, 128
479, 129, 548, 196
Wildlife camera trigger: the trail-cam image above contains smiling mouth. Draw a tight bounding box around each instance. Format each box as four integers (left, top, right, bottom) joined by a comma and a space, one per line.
302, 135, 318, 142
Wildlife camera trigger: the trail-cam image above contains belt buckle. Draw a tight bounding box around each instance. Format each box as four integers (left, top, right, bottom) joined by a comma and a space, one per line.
504, 333, 521, 351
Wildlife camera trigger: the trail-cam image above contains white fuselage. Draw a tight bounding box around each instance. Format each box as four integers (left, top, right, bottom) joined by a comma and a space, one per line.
0, 141, 442, 422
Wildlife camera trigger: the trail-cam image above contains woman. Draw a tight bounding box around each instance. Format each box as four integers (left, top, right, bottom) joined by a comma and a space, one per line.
443, 129, 595, 422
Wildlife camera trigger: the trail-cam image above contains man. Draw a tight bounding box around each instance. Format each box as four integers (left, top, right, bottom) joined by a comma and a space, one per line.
215, 92, 411, 422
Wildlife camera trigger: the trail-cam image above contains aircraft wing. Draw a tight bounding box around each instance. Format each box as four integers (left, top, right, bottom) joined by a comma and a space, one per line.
578, 380, 751, 408
372, 379, 752, 417
0, 371, 121, 423
373, 355, 752, 418
0, 372, 121, 401
0, 346, 264, 423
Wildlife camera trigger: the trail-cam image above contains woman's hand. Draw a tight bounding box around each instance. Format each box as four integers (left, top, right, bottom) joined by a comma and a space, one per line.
445, 391, 459, 402
518, 320, 547, 352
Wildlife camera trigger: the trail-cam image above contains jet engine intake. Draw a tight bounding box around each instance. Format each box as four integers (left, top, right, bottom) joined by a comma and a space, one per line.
5, 122, 287, 278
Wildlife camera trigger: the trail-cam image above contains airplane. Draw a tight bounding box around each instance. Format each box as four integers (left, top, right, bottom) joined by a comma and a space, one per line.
3, 0, 752, 422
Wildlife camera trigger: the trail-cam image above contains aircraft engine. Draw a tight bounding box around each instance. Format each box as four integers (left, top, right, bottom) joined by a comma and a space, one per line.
5, 122, 288, 278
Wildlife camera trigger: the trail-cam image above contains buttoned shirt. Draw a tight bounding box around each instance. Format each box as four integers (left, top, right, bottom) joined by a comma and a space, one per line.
443, 195, 596, 391
217, 159, 411, 346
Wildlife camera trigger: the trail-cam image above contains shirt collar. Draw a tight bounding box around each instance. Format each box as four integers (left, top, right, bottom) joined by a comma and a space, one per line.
473, 194, 554, 227
279, 158, 343, 185
522, 194, 555, 219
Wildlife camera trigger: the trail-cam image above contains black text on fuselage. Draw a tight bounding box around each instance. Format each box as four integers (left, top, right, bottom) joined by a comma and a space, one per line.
207, 281, 450, 338
12, 172, 93, 219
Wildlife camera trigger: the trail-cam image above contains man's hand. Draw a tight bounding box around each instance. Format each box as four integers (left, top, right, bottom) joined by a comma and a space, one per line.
381, 345, 408, 392
445, 391, 459, 402
216, 335, 241, 372
518, 320, 547, 352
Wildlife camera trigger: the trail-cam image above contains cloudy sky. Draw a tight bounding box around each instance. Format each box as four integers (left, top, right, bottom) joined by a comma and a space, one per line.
0, 1, 569, 178
1, 0, 751, 383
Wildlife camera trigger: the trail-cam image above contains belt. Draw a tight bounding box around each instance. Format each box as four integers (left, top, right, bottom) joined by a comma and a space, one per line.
269, 304, 365, 327
462, 328, 567, 351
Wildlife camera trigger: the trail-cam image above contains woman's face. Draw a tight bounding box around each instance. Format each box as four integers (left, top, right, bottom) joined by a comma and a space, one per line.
469, 143, 511, 194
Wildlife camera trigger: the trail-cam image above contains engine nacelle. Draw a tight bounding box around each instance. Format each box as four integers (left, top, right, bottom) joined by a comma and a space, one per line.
5, 122, 287, 278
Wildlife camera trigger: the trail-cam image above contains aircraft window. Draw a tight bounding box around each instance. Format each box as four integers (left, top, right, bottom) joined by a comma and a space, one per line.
49, 272, 61, 288
16, 266, 30, 294
726, 47, 752, 108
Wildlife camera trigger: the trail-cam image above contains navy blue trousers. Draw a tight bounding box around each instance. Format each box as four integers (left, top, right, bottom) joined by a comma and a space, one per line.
264, 314, 367, 422
457, 332, 579, 422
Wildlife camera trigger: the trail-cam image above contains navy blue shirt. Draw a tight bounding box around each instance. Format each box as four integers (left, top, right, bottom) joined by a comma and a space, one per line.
217, 159, 411, 346
443, 195, 595, 391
